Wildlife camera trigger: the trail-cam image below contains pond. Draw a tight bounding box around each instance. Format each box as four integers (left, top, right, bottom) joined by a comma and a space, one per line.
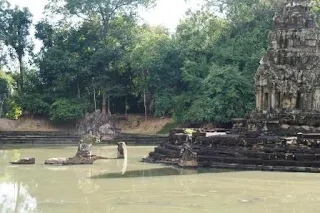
1, 145, 320, 213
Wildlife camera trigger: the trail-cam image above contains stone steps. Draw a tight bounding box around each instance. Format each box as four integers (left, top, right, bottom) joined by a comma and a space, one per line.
0, 131, 77, 136
0, 131, 81, 144
0, 131, 167, 145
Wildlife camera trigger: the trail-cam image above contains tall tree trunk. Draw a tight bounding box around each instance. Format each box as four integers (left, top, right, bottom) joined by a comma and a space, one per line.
144, 88, 147, 121
0, 94, 4, 118
93, 86, 97, 111
147, 92, 154, 115
107, 94, 111, 116
125, 95, 128, 119
102, 91, 107, 115
18, 55, 23, 91
77, 81, 81, 98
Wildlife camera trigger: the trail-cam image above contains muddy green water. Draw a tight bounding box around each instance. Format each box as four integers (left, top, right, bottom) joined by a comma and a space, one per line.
1, 146, 320, 213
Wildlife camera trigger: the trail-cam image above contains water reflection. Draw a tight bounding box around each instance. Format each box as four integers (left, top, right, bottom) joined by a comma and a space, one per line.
0, 182, 37, 213
0, 149, 21, 163
77, 170, 100, 194
91, 167, 233, 179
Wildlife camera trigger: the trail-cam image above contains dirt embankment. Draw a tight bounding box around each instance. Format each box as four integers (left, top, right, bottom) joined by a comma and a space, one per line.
0, 119, 17, 130
116, 114, 172, 134
0, 117, 72, 131
0, 114, 172, 134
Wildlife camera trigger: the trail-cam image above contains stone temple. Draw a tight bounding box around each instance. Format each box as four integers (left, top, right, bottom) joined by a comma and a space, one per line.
249, 0, 320, 134
143, 0, 320, 173
256, 0, 318, 112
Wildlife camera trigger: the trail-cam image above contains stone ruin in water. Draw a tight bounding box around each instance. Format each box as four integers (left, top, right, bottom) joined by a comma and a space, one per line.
144, 0, 320, 173
44, 111, 119, 165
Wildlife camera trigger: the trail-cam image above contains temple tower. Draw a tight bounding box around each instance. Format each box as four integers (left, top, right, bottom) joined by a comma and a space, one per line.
255, 0, 320, 113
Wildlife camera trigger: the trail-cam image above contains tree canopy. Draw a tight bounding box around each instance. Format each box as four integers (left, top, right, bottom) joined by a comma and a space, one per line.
0, 2, 33, 90
1, 0, 313, 124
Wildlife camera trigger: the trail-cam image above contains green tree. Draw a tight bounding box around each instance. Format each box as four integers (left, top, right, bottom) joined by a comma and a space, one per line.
176, 9, 227, 89
130, 25, 181, 119
174, 64, 254, 123
0, 0, 9, 65
46, 0, 154, 115
35, 14, 140, 118
1, 6, 33, 90
0, 70, 15, 118
0, 70, 14, 94
171, 3, 274, 123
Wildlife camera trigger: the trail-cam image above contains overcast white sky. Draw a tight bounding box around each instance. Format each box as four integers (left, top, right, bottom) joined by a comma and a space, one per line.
8, 0, 202, 31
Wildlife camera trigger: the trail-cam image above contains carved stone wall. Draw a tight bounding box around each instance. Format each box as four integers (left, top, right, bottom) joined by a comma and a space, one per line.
255, 0, 320, 113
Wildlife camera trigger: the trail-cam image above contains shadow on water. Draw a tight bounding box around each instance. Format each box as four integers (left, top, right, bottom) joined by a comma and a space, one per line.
91, 167, 237, 179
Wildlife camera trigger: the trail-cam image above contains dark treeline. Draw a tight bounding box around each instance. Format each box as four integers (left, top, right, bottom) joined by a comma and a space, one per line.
0, 0, 316, 124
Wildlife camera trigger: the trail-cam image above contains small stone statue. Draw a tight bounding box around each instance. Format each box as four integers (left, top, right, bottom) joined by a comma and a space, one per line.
117, 142, 127, 159
77, 134, 100, 157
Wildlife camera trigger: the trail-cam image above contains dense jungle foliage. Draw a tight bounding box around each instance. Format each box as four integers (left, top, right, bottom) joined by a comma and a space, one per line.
0, 0, 317, 124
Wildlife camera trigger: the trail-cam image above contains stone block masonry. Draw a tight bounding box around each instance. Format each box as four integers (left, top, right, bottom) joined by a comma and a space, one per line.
143, 128, 320, 173
256, 0, 319, 113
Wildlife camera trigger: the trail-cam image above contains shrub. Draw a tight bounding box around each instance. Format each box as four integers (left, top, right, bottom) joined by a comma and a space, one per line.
154, 93, 174, 117
49, 98, 85, 122
3, 98, 22, 120
19, 94, 50, 115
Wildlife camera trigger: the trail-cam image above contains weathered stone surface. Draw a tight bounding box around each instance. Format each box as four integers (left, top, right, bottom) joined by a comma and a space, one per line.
179, 143, 198, 167
77, 134, 100, 157
44, 155, 108, 165
281, 124, 290, 130
144, 127, 320, 173
44, 157, 68, 165
302, 125, 311, 131
101, 135, 114, 141
99, 123, 115, 135
77, 110, 118, 139
256, 0, 319, 112
80, 134, 100, 144
247, 0, 320, 135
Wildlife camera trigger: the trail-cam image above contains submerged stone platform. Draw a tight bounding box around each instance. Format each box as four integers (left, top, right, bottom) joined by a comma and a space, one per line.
143, 128, 320, 173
